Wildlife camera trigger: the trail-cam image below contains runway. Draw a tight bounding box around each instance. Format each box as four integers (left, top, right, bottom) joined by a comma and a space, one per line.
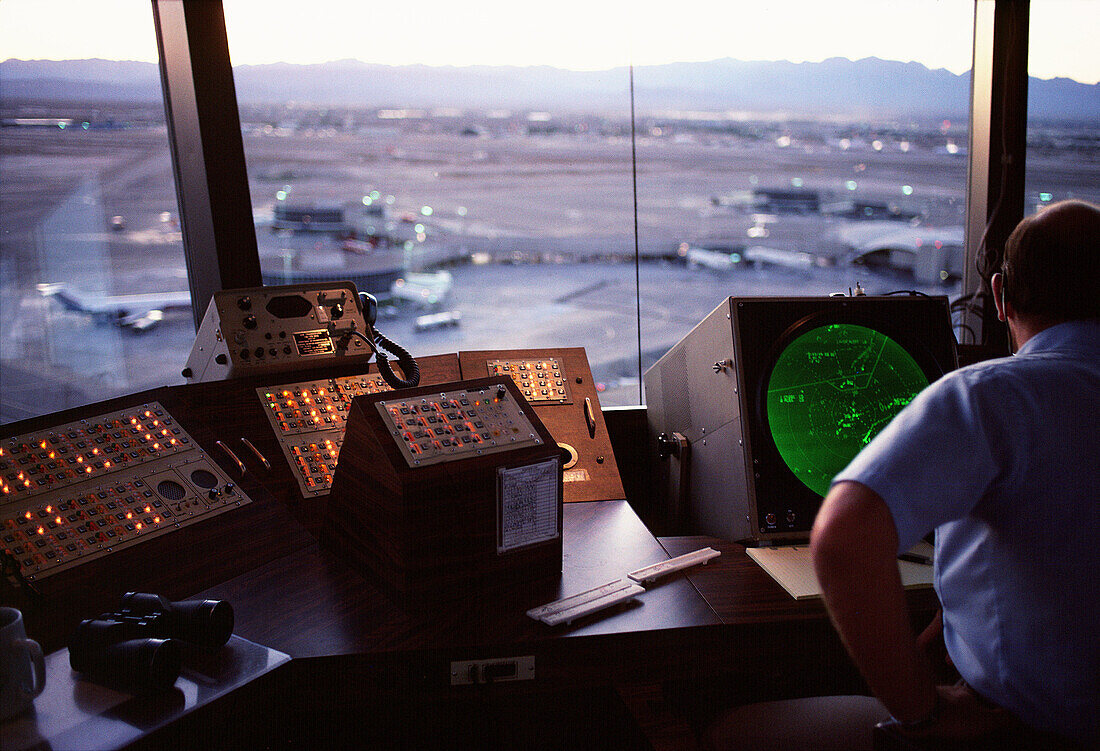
3, 109, 1095, 421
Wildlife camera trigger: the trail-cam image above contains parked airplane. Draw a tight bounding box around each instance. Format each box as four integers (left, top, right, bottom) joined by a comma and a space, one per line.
389, 270, 453, 307
683, 243, 819, 271
683, 243, 744, 271
36, 283, 191, 332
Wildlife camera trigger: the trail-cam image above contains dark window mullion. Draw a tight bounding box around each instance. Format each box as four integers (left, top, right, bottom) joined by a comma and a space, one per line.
153, 0, 260, 329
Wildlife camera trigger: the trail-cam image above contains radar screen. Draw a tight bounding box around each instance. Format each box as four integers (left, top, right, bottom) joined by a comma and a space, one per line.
734, 296, 956, 539
765, 323, 929, 497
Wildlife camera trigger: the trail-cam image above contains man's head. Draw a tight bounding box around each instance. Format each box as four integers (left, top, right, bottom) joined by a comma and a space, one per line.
993, 200, 1100, 334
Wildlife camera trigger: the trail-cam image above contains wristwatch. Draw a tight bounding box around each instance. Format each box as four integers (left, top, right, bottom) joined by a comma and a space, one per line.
890, 694, 940, 732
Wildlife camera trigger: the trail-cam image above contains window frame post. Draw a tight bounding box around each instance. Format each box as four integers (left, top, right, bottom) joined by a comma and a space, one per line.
964, 0, 1030, 351
152, 0, 260, 329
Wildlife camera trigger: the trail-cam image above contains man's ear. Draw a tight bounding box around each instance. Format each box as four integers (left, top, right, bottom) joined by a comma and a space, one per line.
991, 272, 1007, 322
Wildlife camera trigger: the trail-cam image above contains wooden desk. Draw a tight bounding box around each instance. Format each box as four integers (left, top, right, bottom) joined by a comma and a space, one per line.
659, 536, 940, 626
658, 536, 940, 700
2, 370, 936, 749
199, 500, 721, 669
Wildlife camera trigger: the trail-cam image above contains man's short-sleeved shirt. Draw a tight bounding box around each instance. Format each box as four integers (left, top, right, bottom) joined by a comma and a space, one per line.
834, 320, 1100, 744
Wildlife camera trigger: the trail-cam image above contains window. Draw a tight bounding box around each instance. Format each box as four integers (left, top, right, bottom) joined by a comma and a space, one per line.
224, 1, 978, 405
1025, 1, 1100, 215
3, 1, 1093, 422
0, 1, 190, 424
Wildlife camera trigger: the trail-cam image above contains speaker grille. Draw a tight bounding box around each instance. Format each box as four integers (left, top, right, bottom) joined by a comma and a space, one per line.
659, 346, 692, 435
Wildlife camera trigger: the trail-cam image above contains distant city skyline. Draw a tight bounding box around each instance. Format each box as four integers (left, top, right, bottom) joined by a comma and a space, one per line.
1, 0, 1097, 85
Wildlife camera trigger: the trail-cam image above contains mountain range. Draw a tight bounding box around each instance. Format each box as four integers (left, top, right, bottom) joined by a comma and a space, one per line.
1, 56, 1096, 121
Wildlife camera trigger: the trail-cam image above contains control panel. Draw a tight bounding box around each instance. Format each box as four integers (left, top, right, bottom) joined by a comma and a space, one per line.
376, 382, 545, 467
460, 348, 625, 503
184, 282, 376, 383
486, 357, 571, 404
323, 377, 562, 596
0, 403, 250, 580
251, 349, 621, 502
257, 374, 393, 496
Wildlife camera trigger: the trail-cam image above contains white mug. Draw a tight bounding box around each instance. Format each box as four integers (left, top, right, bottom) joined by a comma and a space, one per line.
1, 607, 45, 722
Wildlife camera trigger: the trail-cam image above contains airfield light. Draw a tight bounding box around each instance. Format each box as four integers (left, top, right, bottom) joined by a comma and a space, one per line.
82, 122, 90, 130
777, 136, 791, 148
457, 206, 468, 217
791, 177, 804, 188
370, 190, 381, 200
58, 122, 66, 130
1039, 192, 1053, 202
840, 138, 851, 150
900, 141, 911, 152
276, 190, 288, 201
385, 195, 395, 204
420, 206, 433, 216
846, 181, 858, 191
362, 196, 373, 206
902, 185, 914, 196
414, 223, 425, 234
404, 241, 414, 251
872, 140, 883, 151
945, 142, 959, 155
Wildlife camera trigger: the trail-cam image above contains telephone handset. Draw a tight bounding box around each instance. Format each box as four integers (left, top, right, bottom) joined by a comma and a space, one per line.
328, 292, 420, 389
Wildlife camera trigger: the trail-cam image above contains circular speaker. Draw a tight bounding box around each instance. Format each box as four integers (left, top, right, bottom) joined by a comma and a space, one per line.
156, 480, 187, 501
189, 469, 219, 489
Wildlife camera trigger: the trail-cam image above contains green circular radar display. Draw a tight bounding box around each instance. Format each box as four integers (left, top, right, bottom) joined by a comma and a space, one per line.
766, 323, 929, 497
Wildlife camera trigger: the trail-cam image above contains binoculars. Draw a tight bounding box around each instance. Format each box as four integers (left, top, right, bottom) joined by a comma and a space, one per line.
69, 592, 234, 693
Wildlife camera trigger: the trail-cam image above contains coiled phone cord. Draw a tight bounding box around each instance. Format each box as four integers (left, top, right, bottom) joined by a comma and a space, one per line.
371, 328, 420, 389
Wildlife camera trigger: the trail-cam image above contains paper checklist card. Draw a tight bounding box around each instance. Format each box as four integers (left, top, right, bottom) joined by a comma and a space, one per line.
747, 543, 934, 600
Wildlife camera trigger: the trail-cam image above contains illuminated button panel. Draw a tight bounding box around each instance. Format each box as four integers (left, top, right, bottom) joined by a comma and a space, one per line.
0, 404, 188, 497
257, 374, 392, 497
378, 385, 544, 468
486, 358, 571, 404
0, 403, 250, 579
286, 436, 343, 494
258, 375, 391, 437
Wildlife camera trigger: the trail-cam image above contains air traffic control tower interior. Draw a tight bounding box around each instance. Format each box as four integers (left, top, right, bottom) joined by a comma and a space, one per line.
0, 1, 1082, 748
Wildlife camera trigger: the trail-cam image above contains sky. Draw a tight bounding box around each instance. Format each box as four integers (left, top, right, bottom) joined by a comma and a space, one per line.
0, 0, 1097, 84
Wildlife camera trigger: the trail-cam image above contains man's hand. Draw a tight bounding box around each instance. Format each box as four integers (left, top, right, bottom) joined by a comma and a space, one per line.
902, 683, 1013, 740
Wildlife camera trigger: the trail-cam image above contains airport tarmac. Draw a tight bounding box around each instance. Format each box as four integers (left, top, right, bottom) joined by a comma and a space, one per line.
3, 111, 1096, 422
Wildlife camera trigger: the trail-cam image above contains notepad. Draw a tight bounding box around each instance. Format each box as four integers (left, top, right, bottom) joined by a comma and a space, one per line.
747, 543, 934, 600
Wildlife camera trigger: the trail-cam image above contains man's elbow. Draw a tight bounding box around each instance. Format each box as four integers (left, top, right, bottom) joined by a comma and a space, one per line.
811, 481, 897, 574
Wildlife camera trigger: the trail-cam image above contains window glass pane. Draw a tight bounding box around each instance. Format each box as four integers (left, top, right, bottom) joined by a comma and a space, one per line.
224, 1, 975, 406
0, 1, 190, 425
1026, 1, 1100, 215
633, 1, 975, 403
223, 1, 636, 399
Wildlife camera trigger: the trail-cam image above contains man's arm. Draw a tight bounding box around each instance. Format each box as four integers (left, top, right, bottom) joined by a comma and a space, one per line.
811, 480, 937, 724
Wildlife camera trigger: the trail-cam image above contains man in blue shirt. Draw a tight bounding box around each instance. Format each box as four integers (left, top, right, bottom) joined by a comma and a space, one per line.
813, 200, 1100, 747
